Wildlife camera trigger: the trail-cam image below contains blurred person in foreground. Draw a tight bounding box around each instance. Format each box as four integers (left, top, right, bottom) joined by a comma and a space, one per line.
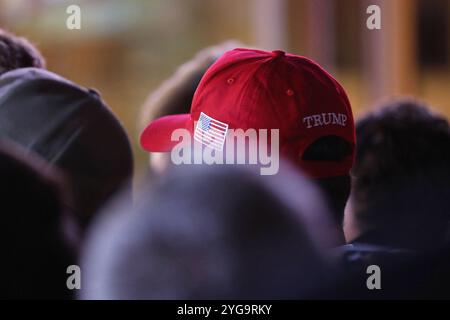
80, 164, 341, 299
140, 48, 356, 240
0, 139, 75, 299
140, 40, 242, 176
0, 67, 133, 236
0, 28, 45, 76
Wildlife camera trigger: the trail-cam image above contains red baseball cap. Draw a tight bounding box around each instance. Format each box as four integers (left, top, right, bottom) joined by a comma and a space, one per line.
140, 48, 355, 178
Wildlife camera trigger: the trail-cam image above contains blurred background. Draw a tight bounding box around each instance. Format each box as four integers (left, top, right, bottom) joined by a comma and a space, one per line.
0, 0, 449, 174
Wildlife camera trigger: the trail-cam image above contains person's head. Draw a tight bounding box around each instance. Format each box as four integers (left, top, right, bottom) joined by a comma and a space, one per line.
0, 139, 75, 299
80, 164, 340, 299
140, 40, 242, 176
349, 99, 450, 250
140, 48, 355, 224
0, 29, 45, 76
0, 68, 133, 234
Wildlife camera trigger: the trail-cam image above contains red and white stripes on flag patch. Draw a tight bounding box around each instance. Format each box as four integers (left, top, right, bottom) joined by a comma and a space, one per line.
194, 112, 229, 151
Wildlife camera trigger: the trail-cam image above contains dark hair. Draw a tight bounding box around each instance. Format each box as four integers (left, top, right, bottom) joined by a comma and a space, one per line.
81, 165, 338, 299
0, 29, 45, 76
351, 99, 450, 249
302, 135, 353, 225
0, 140, 76, 299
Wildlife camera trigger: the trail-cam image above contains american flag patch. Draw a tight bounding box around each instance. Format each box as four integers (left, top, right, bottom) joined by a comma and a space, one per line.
194, 112, 229, 151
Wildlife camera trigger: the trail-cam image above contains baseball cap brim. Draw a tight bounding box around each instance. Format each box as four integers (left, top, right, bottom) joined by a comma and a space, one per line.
140, 114, 193, 152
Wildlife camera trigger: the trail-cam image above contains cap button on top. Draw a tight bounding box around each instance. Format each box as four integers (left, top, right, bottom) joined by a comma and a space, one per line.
271, 50, 286, 58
